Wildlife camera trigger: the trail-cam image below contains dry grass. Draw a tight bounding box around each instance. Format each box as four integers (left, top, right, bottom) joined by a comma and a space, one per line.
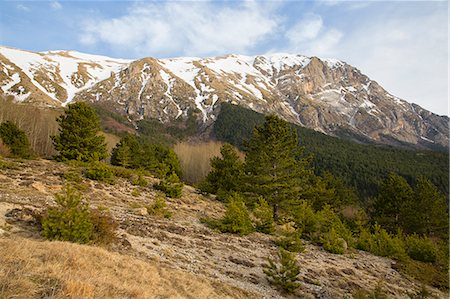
0, 238, 255, 299
101, 132, 121, 155
174, 141, 223, 185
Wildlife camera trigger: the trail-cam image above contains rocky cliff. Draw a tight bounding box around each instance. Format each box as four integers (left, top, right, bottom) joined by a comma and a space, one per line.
1, 46, 448, 149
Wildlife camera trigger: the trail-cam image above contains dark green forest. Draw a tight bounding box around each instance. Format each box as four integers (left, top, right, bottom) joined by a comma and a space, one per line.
213, 103, 449, 199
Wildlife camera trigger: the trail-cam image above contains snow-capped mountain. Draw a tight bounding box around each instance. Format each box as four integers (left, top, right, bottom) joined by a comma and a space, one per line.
0, 46, 130, 106
1, 46, 448, 149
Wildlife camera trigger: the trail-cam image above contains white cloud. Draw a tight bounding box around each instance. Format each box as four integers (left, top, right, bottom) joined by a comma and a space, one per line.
80, 2, 279, 57
334, 9, 448, 115
286, 14, 323, 44
50, 1, 62, 10
16, 4, 30, 12
285, 14, 343, 57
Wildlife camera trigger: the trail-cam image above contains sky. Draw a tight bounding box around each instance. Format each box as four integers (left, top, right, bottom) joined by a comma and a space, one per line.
0, 0, 448, 116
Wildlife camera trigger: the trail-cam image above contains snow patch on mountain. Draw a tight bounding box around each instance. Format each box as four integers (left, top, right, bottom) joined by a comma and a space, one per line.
159, 58, 200, 89
0, 46, 129, 105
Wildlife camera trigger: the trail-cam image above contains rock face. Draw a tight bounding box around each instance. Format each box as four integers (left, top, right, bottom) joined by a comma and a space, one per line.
1, 46, 448, 149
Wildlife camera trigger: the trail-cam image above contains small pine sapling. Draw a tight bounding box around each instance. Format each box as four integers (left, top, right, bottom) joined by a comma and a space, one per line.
253, 197, 274, 234
263, 248, 301, 293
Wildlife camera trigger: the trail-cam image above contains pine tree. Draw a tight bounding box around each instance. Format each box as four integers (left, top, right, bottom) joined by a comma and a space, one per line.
111, 135, 134, 168
219, 192, 253, 235
52, 102, 107, 162
111, 134, 182, 179
403, 176, 448, 238
371, 173, 414, 233
263, 248, 301, 293
41, 187, 93, 244
200, 143, 243, 197
0, 121, 32, 158
243, 115, 310, 220
253, 197, 275, 234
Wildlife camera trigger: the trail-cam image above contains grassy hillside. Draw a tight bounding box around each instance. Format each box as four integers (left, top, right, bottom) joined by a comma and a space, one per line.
0, 238, 254, 299
213, 103, 449, 199
1, 158, 445, 298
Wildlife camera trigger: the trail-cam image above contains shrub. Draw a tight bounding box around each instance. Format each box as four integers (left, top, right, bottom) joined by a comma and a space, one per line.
315, 205, 354, 247
400, 259, 448, 290
132, 174, 148, 187
90, 207, 118, 245
276, 229, 304, 253
41, 187, 93, 244
154, 172, 183, 198
291, 200, 318, 238
110, 166, 135, 179
146, 196, 172, 218
356, 227, 373, 252
253, 197, 274, 234
0, 121, 32, 158
404, 234, 437, 263
63, 168, 83, 183
263, 248, 301, 293
219, 193, 253, 235
353, 281, 388, 299
0, 158, 18, 170
356, 224, 407, 261
321, 227, 347, 254
84, 162, 114, 184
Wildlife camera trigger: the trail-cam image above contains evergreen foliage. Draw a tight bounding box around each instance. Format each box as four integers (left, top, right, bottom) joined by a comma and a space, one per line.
356, 224, 407, 261
403, 177, 448, 238
199, 143, 243, 198
111, 134, 182, 178
371, 174, 448, 239
52, 102, 107, 162
263, 248, 301, 293
290, 200, 318, 237
147, 196, 173, 218
371, 173, 414, 233
0, 121, 32, 158
213, 103, 449, 198
276, 229, 304, 253
83, 161, 115, 184
243, 115, 311, 220
321, 227, 347, 254
404, 234, 438, 263
218, 193, 253, 235
41, 187, 93, 244
132, 174, 148, 187
154, 172, 183, 198
320, 171, 358, 208
252, 197, 275, 234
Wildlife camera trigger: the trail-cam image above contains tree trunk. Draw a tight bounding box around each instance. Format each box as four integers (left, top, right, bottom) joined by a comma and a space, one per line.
273, 204, 279, 222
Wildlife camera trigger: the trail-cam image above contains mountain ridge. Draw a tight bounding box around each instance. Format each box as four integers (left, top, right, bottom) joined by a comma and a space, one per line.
0, 45, 448, 150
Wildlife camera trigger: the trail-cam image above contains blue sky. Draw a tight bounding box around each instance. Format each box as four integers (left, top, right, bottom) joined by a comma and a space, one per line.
0, 0, 448, 115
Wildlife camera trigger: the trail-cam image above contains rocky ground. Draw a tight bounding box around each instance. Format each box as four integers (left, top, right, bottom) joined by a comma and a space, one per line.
0, 159, 446, 298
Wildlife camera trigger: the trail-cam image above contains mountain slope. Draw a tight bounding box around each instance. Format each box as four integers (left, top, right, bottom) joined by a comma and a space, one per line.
0, 158, 446, 298
0, 46, 129, 106
1, 46, 448, 149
